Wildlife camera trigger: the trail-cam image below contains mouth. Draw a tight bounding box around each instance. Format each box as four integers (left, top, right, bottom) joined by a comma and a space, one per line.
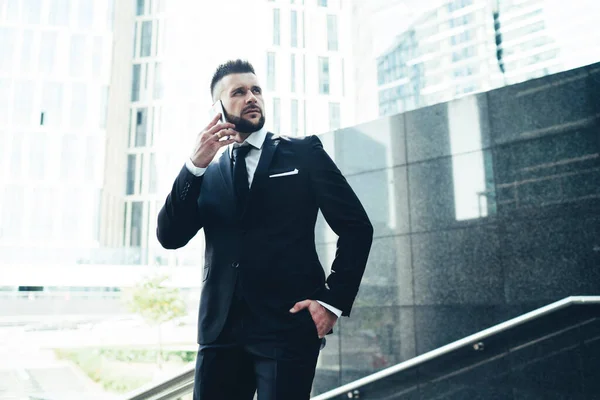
243, 108, 261, 115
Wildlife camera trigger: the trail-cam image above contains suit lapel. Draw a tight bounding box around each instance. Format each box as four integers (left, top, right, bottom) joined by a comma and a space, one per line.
217, 149, 234, 198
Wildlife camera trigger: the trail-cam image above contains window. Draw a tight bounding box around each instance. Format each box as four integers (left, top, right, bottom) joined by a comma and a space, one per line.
140, 21, 152, 57
318, 0, 328, 6
10, 135, 23, 178
131, 64, 141, 101
78, 0, 94, 29
136, 0, 145, 15
130, 202, 143, 247
448, 0, 473, 12
451, 30, 471, 45
452, 46, 475, 62
133, 22, 138, 57
138, 154, 144, 194
291, 54, 296, 92
155, 20, 161, 55
30, 134, 47, 180
39, 31, 58, 74
291, 99, 298, 136
302, 54, 306, 92
318, 57, 330, 94
273, 9, 280, 46
49, 0, 70, 26
327, 14, 338, 51
154, 62, 163, 99
70, 83, 87, 128
149, 153, 157, 194
92, 37, 103, 77
291, 11, 298, 47
329, 102, 340, 130
0, 80, 10, 125
6, 0, 20, 21
273, 97, 281, 134
28, 133, 48, 180
20, 30, 34, 72
31, 188, 53, 238
126, 155, 136, 195
267, 52, 276, 91
2, 186, 24, 239
99, 86, 108, 129
23, 0, 42, 23
303, 99, 307, 135
60, 135, 80, 179
301, 11, 305, 48
106, 0, 114, 29
0, 28, 15, 72
14, 80, 35, 126
135, 108, 148, 147
341, 58, 345, 95
153, 106, 162, 143
70, 35, 86, 77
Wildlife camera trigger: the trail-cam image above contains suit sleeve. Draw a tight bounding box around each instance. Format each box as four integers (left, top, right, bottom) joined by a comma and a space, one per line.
306, 135, 374, 316
156, 164, 204, 249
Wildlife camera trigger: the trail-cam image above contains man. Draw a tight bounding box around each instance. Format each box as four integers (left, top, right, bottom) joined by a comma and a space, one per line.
157, 60, 373, 400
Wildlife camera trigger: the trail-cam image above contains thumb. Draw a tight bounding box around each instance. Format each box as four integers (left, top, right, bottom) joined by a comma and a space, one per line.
290, 300, 312, 313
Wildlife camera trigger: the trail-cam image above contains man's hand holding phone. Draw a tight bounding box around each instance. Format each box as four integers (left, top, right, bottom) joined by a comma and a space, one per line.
190, 113, 237, 168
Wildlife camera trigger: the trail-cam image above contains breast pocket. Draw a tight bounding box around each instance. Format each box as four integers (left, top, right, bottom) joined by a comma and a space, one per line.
268, 168, 299, 179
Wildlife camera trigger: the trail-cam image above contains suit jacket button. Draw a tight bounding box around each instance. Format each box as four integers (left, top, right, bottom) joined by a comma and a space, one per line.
232, 262, 239, 268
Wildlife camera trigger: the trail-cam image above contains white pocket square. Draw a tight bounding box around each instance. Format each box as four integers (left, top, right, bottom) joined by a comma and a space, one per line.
269, 169, 299, 178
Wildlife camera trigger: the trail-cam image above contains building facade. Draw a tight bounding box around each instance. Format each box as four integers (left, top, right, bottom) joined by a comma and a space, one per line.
0, 0, 114, 262
263, 0, 354, 136
377, 0, 503, 116
376, 0, 600, 116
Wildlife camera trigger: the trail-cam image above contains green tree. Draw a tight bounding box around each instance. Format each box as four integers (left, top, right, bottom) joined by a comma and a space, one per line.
127, 274, 187, 369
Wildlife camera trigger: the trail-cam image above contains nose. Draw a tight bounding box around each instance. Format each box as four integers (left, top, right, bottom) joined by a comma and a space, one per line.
245, 91, 258, 104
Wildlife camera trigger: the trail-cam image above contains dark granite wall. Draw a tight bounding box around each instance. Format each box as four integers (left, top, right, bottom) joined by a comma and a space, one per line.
312, 62, 600, 397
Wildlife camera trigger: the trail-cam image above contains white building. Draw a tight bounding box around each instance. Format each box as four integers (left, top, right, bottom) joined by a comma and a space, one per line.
376, 0, 600, 116
263, 0, 354, 136
100, 0, 355, 266
376, 0, 503, 116
496, 0, 600, 84
0, 0, 114, 262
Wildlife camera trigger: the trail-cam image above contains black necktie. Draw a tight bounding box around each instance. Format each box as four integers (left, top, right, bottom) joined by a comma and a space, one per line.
232, 145, 252, 211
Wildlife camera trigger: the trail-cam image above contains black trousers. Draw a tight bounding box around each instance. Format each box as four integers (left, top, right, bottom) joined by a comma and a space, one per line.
193, 298, 322, 400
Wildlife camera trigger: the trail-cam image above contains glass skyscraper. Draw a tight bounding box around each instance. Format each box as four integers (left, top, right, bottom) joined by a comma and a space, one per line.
377, 0, 600, 116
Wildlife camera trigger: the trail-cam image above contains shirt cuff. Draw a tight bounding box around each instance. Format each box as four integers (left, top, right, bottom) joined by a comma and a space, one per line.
317, 301, 342, 318
185, 158, 207, 177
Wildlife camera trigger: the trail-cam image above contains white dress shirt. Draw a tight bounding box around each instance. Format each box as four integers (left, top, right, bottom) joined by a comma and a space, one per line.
185, 126, 342, 318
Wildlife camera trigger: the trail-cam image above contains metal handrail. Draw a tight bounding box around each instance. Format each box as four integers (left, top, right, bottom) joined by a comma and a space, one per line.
122, 296, 600, 400
312, 296, 600, 400
122, 364, 195, 400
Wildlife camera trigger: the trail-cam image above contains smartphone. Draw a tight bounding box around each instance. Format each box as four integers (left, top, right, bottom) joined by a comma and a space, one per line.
209, 100, 230, 141
210, 100, 227, 124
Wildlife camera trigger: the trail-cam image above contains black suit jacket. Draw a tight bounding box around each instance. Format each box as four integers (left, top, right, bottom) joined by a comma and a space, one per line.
157, 133, 373, 344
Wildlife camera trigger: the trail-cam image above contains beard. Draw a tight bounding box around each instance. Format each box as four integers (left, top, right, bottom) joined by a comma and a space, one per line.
224, 108, 266, 134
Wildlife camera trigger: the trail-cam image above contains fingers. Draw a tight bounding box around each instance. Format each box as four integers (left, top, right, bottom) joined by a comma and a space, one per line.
212, 129, 238, 143
206, 121, 235, 136
289, 299, 312, 313
218, 138, 236, 147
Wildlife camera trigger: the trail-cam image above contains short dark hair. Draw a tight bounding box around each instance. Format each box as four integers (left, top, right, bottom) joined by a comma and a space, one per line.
210, 59, 255, 99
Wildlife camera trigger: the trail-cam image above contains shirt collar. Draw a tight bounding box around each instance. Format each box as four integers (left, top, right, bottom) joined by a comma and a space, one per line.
230, 125, 268, 156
